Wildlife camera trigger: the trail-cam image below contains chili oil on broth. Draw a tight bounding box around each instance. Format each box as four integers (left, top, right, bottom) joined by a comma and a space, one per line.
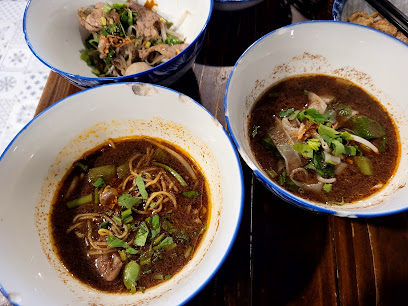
248, 74, 399, 204
50, 136, 210, 293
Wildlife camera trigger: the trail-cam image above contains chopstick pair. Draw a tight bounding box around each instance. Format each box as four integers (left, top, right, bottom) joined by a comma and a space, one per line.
365, 0, 408, 37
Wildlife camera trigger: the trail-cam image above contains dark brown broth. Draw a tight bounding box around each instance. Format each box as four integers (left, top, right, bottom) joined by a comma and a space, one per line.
50, 137, 209, 292
248, 74, 399, 203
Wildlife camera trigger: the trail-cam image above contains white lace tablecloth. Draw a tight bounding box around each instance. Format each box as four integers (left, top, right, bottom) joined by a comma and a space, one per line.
0, 0, 50, 155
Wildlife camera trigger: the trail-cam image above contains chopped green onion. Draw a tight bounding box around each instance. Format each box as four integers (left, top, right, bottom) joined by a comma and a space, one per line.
266, 168, 278, 179
153, 236, 173, 251
99, 221, 109, 229
100, 4, 111, 14
165, 275, 171, 280
182, 190, 200, 198
123, 261, 140, 294
140, 248, 153, 266
151, 215, 160, 239
165, 34, 183, 45
121, 209, 132, 218
112, 215, 122, 226
153, 274, 164, 280
122, 215, 133, 224
323, 183, 332, 193
93, 177, 106, 188
166, 243, 177, 251
279, 172, 286, 186
153, 162, 188, 187
66, 193, 93, 209
153, 233, 165, 246
119, 250, 127, 261
136, 174, 148, 199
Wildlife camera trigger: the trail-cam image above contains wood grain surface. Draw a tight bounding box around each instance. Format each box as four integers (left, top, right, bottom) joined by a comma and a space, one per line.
35, 0, 408, 305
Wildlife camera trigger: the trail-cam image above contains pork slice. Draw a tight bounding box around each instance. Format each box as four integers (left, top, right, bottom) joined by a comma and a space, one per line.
128, 1, 161, 39
139, 43, 188, 60
94, 252, 123, 281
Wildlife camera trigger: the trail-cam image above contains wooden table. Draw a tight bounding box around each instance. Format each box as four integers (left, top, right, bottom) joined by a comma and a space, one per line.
36, 1, 408, 305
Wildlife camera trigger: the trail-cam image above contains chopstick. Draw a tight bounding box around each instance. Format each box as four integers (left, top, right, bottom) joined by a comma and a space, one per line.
365, 0, 408, 38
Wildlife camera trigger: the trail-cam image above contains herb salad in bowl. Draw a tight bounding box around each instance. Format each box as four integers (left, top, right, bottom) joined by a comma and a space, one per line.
23, 0, 212, 88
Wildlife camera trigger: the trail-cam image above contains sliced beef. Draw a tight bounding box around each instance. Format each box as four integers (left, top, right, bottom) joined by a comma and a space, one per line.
128, 1, 161, 39
78, 3, 120, 33
94, 252, 123, 281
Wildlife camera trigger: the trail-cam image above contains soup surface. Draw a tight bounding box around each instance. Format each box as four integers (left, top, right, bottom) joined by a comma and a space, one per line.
248, 74, 399, 204
51, 137, 209, 293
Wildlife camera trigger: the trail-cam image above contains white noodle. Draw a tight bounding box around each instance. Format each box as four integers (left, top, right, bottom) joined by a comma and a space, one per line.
350, 134, 379, 153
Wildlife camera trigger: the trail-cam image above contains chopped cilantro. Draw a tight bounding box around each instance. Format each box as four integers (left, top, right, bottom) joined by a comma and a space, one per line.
279, 108, 295, 117
323, 183, 332, 193
298, 109, 329, 124
293, 143, 314, 158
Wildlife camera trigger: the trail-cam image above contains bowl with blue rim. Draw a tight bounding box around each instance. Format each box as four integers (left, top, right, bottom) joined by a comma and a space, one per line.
24, 0, 212, 88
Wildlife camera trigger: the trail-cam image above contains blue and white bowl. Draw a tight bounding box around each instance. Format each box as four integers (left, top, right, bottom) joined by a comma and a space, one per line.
225, 21, 408, 218
214, 0, 263, 11
0, 83, 243, 305
333, 0, 408, 21
23, 0, 212, 88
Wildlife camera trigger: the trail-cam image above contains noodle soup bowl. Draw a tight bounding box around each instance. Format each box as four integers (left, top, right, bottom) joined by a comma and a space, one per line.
225, 21, 408, 218
0, 83, 243, 305
23, 0, 212, 88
